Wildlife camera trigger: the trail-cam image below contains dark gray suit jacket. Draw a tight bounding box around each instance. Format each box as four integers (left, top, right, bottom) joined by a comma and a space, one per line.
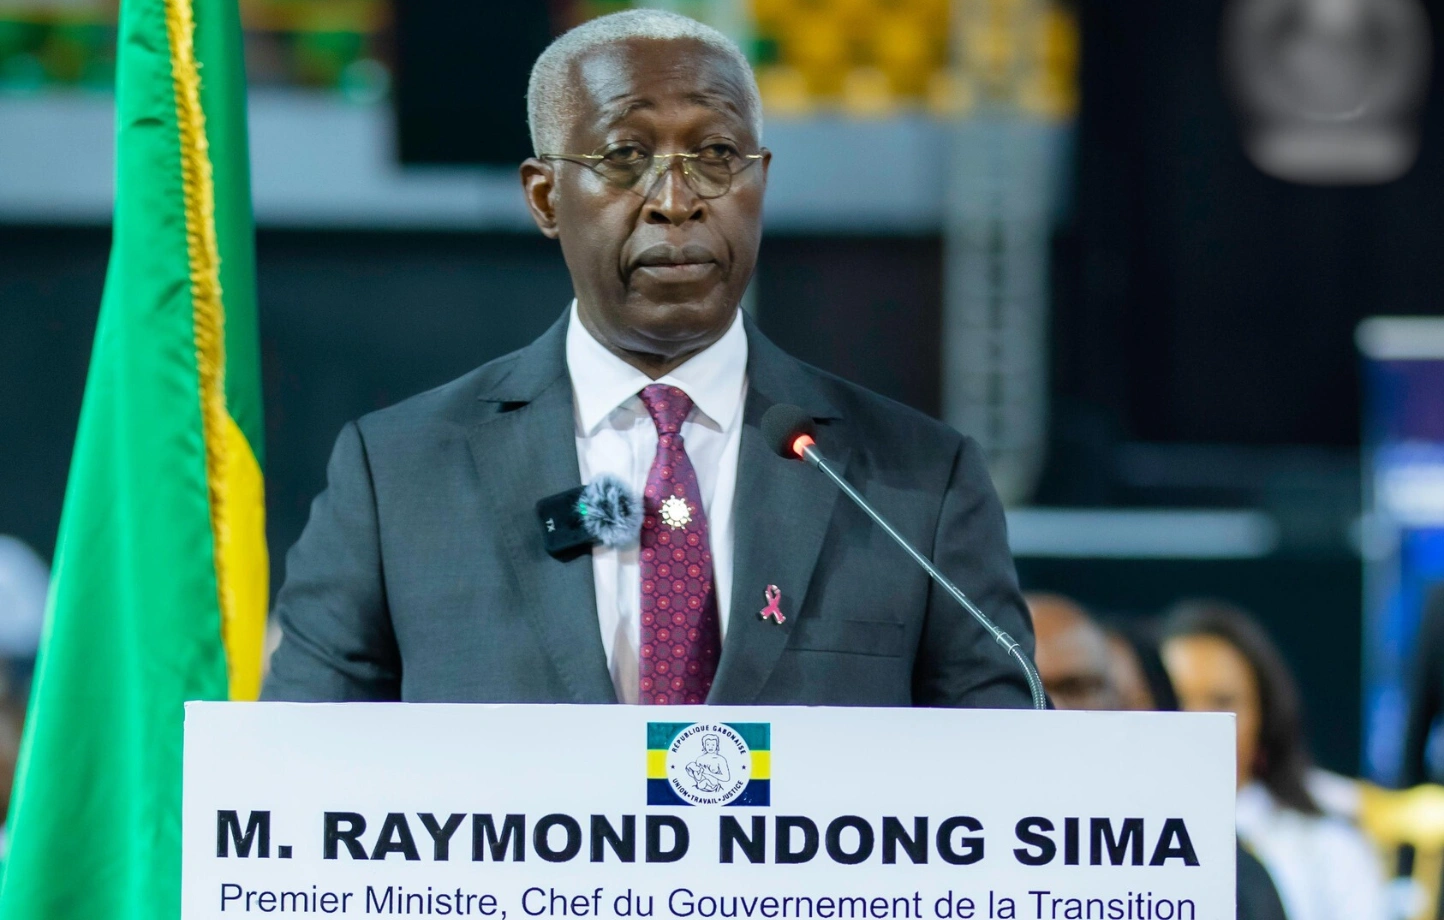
262, 313, 1035, 707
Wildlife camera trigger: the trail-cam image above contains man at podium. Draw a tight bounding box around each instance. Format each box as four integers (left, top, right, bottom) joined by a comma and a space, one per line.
262, 10, 1035, 709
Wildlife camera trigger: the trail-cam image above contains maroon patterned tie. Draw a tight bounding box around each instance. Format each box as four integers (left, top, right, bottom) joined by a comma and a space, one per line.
638, 384, 721, 705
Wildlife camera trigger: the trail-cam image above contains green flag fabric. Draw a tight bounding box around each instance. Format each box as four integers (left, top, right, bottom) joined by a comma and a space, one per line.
0, 0, 267, 915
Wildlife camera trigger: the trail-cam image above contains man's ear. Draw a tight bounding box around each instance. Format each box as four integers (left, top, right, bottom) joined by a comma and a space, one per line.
520, 158, 560, 239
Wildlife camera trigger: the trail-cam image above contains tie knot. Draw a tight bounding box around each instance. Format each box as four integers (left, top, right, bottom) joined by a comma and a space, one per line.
639, 384, 694, 435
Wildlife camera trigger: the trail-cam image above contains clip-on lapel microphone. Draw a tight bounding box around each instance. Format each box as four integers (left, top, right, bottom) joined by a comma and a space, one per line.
537, 474, 643, 559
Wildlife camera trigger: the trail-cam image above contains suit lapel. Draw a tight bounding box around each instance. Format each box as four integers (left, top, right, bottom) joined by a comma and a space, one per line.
467, 316, 615, 703
709, 324, 848, 704
464, 313, 847, 705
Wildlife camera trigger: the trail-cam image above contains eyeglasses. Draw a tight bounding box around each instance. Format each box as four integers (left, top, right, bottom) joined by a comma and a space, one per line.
540, 143, 766, 200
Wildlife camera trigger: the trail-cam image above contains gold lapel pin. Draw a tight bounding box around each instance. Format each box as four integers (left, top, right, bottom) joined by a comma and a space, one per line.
660, 495, 692, 530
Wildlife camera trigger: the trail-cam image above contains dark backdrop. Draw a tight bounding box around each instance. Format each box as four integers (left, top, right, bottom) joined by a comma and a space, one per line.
394, 2, 554, 166
1060, 0, 1444, 450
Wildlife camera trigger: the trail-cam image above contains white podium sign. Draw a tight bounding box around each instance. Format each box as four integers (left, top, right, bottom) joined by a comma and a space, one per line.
183, 704, 1236, 920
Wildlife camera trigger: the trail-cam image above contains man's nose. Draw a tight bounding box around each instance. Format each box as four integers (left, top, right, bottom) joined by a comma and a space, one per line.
643, 158, 705, 225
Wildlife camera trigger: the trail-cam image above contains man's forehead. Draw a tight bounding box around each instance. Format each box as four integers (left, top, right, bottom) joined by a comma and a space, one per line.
570, 39, 752, 127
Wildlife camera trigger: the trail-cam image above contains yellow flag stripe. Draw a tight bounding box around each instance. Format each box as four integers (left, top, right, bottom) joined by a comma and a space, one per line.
221, 417, 268, 699
165, 0, 267, 698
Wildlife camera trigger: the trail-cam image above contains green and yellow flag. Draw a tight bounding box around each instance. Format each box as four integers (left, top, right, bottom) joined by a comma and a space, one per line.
0, 0, 266, 915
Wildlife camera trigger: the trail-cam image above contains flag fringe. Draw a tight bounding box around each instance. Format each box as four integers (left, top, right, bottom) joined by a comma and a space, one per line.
163, 0, 237, 689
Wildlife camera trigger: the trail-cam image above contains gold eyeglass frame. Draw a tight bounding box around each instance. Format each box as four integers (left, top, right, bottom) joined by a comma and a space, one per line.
539, 149, 767, 200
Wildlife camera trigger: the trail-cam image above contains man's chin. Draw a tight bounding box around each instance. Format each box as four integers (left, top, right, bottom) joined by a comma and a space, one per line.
625, 269, 726, 312
623, 292, 736, 344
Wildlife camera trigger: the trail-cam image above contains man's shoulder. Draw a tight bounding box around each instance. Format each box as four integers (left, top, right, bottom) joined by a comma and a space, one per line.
778, 353, 969, 464
352, 328, 556, 443
354, 311, 570, 444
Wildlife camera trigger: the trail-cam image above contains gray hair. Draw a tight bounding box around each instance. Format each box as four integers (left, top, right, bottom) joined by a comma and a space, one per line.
526, 9, 764, 155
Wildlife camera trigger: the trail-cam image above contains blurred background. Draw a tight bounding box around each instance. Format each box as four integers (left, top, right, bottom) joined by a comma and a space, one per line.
4, 0, 1444, 842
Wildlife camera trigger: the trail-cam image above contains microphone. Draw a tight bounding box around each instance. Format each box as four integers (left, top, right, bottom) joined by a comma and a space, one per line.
760, 404, 1048, 710
537, 474, 643, 559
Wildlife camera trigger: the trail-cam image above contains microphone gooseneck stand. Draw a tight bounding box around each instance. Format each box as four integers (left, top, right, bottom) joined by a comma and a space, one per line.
797, 441, 1049, 711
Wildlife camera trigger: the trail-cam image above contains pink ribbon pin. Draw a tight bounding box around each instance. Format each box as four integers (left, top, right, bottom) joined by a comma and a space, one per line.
759, 585, 785, 624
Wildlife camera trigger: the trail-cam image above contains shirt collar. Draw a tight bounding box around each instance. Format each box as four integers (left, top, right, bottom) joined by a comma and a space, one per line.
565, 299, 748, 436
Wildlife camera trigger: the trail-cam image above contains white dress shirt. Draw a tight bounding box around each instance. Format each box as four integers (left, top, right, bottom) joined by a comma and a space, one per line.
565, 301, 748, 704
1236, 781, 1389, 920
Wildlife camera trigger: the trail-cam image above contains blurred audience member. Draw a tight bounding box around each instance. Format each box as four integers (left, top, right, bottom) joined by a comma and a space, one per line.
1025, 593, 1121, 710
1104, 621, 1181, 712
1236, 843, 1289, 920
1030, 594, 1286, 920
0, 534, 45, 838
1162, 600, 1388, 920
0, 535, 45, 666
1105, 630, 1155, 710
